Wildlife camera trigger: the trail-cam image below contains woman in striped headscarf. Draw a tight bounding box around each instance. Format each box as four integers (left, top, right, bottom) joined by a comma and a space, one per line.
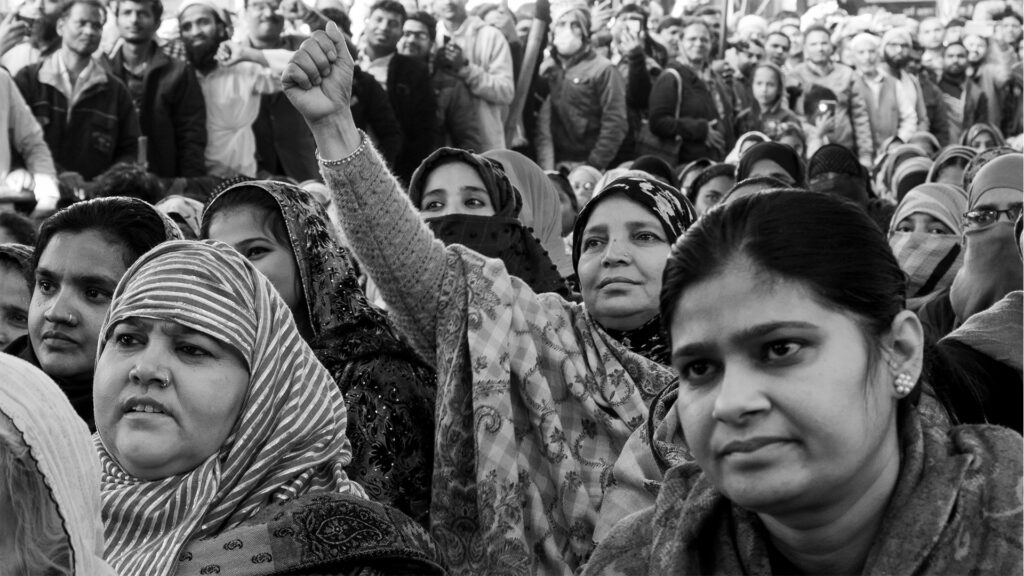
92, 241, 442, 576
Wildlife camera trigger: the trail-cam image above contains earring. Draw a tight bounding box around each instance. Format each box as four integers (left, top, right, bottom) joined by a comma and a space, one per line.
894, 373, 915, 396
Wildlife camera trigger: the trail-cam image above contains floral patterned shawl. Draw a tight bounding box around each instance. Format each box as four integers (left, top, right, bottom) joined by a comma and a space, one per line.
204, 181, 437, 525
320, 141, 679, 576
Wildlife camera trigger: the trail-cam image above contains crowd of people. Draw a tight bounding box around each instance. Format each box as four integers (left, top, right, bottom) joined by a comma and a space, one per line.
0, 0, 1022, 573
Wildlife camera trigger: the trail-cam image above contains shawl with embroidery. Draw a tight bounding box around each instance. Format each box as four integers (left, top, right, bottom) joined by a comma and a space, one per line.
204, 180, 438, 525
175, 493, 446, 575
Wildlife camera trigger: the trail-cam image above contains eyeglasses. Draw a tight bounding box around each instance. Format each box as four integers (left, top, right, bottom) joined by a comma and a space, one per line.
962, 205, 1023, 228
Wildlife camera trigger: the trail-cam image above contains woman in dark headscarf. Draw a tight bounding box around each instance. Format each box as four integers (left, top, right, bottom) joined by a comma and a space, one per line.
960, 122, 1007, 149
202, 181, 437, 526
571, 176, 697, 365
408, 147, 569, 296
926, 145, 977, 185
735, 141, 804, 186
676, 158, 713, 192
807, 143, 871, 203
948, 153, 1023, 326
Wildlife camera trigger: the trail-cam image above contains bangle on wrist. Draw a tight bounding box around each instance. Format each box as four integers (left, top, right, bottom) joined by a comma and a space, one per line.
317, 130, 367, 166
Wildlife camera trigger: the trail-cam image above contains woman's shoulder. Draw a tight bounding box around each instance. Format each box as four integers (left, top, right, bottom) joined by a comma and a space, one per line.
177, 493, 447, 576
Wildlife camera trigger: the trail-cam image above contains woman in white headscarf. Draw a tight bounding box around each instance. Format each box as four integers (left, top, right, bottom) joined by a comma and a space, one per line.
0, 354, 116, 576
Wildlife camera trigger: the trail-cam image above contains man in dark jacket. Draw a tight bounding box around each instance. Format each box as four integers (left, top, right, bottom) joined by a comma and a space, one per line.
360, 0, 436, 183
103, 0, 207, 179
16, 0, 140, 189
536, 4, 626, 171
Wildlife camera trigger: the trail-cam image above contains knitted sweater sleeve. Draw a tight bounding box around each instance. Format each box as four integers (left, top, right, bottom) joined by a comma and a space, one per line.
320, 134, 450, 363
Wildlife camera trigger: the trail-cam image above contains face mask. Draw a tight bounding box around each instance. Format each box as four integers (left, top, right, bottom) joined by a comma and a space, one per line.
889, 231, 964, 309
553, 26, 583, 57
949, 222, 1024, 324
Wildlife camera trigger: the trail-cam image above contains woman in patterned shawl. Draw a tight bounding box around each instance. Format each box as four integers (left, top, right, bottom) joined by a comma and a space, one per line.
201, 181, 437, 526
585, 191, 1022, 576
93, 240, 442, 576
281, 32, 689, 575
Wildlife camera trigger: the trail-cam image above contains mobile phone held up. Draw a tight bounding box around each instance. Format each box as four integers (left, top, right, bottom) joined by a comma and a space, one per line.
818, 100, 837, 116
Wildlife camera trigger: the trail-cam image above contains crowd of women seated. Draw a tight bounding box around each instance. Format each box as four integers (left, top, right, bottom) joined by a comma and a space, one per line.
0, 20, 1020, 576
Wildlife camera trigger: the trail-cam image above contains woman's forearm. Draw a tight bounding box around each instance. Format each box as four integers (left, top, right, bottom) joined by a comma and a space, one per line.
317, 120, 448, 361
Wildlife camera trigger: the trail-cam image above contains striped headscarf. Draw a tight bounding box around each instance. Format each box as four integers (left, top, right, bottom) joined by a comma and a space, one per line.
96, 240, 364, 576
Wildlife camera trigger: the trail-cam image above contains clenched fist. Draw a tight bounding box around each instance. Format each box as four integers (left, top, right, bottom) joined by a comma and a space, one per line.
282, 21, 353, 127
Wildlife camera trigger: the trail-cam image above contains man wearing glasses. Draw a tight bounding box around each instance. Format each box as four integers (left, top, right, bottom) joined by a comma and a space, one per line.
398, 10, 485, 154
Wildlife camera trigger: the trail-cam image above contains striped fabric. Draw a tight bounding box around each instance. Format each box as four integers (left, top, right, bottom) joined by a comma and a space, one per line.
0, 355, 117, 576
95, 240, 366, 576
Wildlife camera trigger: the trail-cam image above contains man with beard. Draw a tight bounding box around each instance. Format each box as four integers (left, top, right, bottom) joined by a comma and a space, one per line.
101, 0, 207, 179
939, 41, 989, 143
0, 0, 63, 75
880, 28, 929, 135
178, 0, 283, 177
850, 32, 916, 152
963, 32, 1003, 127
729, 38, 764, 113
14, 0, 140, 189
359, 0, 435, 184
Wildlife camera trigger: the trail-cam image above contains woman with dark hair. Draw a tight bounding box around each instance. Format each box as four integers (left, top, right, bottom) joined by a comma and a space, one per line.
0, 355, 116, 576
202, 181, 437, 525
735, 141, 804, 186
280, 32, 693, 573
584, 191, 1022, 576
3, 197, 181, 428
92, 241, 442, 576
685, 162, 734, 215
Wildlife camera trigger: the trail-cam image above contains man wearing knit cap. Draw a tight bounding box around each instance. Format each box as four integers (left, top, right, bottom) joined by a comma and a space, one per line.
178, 0, 285, 177
880, 27, 929, 136
535, 2, 627, 172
